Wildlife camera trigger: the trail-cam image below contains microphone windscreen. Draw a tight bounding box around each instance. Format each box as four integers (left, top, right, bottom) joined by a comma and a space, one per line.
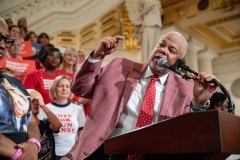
158, 58, 167, 68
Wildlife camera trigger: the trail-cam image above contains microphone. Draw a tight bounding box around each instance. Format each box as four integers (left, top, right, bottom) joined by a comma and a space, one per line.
158, 58, 191, 80
176, 59, 235, 114
176, 59, 199, 76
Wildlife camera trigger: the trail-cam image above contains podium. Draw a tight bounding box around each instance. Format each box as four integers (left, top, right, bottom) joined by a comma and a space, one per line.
104, 110, 240, 160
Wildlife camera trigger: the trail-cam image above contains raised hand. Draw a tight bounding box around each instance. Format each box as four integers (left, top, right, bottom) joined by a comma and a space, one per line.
27, 89, 45, 107
191, 72, 219, 106
93, 35, 124, 59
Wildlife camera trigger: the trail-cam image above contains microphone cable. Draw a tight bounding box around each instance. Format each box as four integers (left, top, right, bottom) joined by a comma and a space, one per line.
176, 59, 235, 114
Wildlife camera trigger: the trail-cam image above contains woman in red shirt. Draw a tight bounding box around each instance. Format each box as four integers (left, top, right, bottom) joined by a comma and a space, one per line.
57, 47, 90, 116
23, 45, 62, 104
57, 47, 78, 78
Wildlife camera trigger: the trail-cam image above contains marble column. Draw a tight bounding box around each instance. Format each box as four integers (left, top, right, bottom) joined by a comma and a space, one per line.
198, 49, 218, 74
184, 39, 205, 73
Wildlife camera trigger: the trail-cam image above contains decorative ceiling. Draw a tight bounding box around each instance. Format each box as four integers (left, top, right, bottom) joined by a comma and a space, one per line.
191, 13, 240, 49
160, 0, 240, 54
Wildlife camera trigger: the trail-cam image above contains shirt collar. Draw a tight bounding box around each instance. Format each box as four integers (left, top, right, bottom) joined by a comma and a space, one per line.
144, 66, 169, 85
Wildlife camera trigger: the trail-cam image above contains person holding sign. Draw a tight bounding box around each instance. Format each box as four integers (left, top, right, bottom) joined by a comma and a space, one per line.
38, 75, 86, 160
7, 37, 23, 60
0, 17, 40, 160
25, 31, 38, 43
5, 36, 37, 82
23, 45, 62, 104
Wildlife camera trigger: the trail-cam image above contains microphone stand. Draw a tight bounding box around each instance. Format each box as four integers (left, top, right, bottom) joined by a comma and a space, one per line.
175, 59, 235, 114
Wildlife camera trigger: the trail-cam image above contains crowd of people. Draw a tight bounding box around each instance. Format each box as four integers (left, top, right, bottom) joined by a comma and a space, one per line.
0, 16, 235, 160
0, 17, 89, 160
3, 17, 91, 114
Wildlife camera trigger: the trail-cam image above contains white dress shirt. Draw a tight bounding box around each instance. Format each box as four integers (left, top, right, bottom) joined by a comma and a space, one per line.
110, 67, 168, 137
88, 56, 169, 137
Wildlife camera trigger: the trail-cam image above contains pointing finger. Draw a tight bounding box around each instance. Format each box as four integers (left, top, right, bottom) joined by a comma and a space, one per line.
115, 35, 124, 42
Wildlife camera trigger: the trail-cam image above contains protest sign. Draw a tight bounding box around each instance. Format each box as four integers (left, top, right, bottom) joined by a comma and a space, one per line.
0, 57, 36, 81
21, 41, 33, 58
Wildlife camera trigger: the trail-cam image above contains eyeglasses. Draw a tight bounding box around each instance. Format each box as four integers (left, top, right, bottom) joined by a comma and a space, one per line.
0, 33, 15, 48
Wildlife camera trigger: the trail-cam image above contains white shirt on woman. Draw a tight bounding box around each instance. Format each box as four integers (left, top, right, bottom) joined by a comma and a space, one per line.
38, 102, 86, 156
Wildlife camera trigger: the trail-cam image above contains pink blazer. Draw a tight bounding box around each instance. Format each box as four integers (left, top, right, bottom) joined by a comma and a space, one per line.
71, 57, 193, 160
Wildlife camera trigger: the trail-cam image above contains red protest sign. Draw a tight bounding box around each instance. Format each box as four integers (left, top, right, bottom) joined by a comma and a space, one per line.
21, 41, 33, 58
0, 56, 36, 81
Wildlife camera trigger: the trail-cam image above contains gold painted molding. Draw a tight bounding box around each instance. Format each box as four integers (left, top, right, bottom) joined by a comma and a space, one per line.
205, 13, 240, 26
217, 26, 240, 40
122, 10, 139, 52
191, 12, 240, 49
191, 23, 240, 48
191, 24, 227, 47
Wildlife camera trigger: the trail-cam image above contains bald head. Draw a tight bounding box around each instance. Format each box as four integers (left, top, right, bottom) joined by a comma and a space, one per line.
0, 17, 11, 60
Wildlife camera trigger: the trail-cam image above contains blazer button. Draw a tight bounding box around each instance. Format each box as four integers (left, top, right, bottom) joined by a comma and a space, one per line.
99, 137, 105, 141
84, 151, 89, 155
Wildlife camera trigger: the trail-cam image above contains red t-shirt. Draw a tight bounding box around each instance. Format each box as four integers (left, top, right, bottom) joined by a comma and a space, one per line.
56, 68, 74, 79
22, 69, 61, 104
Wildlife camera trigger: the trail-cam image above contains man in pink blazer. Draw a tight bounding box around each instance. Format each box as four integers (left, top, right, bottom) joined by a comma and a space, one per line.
71, 32, 218, 160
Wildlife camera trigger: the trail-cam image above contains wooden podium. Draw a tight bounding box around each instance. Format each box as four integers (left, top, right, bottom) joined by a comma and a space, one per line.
104, 110, 240, 160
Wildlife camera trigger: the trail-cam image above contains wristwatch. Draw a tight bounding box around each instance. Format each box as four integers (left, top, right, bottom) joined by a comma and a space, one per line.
65, 153, 73, 160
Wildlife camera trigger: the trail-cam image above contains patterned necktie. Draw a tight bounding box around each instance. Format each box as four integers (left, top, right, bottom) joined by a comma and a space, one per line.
128, 75, 159, 160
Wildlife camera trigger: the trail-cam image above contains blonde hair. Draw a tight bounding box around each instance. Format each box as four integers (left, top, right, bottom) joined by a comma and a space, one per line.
60, 47, 79, 73
49, 75, 73, 100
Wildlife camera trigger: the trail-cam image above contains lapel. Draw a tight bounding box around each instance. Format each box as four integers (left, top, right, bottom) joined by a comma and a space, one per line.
158, 72, 178, 119
128, 62, 148, 90
118, 62, 148, 112
128, 62, 148, 85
